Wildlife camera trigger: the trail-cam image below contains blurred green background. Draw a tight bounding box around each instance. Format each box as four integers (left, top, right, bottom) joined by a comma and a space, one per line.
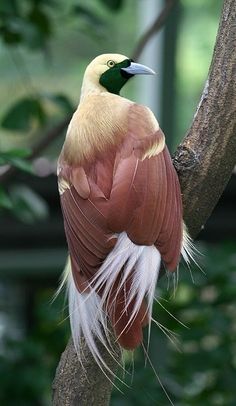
1, 0, 236, 405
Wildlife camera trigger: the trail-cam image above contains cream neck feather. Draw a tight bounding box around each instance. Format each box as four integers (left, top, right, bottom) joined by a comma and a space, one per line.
80, 77, 106, 101
61, 93, 132, 165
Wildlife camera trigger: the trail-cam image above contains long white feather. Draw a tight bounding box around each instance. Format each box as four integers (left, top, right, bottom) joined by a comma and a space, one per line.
181, 223, 203, 276
66, 232, 161, 373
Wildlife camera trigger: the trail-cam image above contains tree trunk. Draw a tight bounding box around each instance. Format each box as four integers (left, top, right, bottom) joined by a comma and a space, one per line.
174, 0, 236, 238
52, 0, 236, 404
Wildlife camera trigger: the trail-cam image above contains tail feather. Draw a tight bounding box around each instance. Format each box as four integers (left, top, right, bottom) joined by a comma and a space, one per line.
58, 226, 197, 372
65, 232, 161, 370
181, 223, 201, 269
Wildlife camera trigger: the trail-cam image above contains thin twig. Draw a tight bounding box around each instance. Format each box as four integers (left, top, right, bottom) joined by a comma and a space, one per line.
132, 0, 176, 61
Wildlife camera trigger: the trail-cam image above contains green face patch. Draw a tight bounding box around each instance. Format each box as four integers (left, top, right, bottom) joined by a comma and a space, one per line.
99, 59, 133, 95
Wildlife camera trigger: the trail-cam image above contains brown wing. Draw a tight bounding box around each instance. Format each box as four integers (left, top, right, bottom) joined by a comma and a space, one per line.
58, 160, 115, 292
108, 104, 183, 271
108, 147, 182, 270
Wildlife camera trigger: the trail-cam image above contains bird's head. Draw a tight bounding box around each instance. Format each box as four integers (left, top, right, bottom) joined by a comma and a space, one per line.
81, 53, 155, 98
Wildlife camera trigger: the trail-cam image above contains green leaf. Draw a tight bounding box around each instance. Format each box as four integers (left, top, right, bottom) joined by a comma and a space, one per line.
9, 184, 49, 223
0, 23, 22, 45
0, 149, 33, 173
0, 1, 19, 14
27, 7, 51, 37
8, 157, 34, 173
0, 148, 31, 160
44, 93, 74, 114
73, 5, 105, 27
99, 0, 124, 11
22, 7, 51, 48
1, 97, 46, 132
0, 186, 13, 210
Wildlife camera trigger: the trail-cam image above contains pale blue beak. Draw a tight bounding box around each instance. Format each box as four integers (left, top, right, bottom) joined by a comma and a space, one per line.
121, 62, 155, 75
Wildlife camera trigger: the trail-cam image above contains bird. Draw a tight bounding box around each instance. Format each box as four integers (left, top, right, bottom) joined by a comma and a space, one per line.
57, 53, 192, 371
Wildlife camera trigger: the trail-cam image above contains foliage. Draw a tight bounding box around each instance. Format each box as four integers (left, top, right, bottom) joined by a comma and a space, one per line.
0, 289, 69, 406
1, 97, 46, 131
0, 148, 32, 170
100, 0, 124, 10
0, 148, 34, 212
0, 0, 125, 49
0, 146, 48, 219
0, 0, 53, 49
0, 91, 73, 215
0, 93, 73, 133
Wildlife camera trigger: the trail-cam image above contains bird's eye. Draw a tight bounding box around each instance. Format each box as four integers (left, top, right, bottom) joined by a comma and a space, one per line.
107, 60, 115, 68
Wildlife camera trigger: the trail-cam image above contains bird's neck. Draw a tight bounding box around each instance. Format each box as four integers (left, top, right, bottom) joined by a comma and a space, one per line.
61, 94, 131, 166
80, 78, 106, 101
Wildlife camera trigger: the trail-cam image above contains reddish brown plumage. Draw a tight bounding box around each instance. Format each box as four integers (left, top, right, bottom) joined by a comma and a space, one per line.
58, 101, 183, 349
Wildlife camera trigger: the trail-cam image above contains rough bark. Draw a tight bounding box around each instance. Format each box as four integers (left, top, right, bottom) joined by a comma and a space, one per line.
52, 0, 236, 405
52, 336, 121, 406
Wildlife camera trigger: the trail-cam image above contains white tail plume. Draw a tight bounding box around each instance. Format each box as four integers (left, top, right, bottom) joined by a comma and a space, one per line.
181, 223, 203, 277
64, 232, 161, 374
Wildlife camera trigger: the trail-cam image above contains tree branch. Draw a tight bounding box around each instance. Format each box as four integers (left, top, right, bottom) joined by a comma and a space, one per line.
131, 0, 176, 61
53, 0, 236, 404
52, 336, 121, 406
